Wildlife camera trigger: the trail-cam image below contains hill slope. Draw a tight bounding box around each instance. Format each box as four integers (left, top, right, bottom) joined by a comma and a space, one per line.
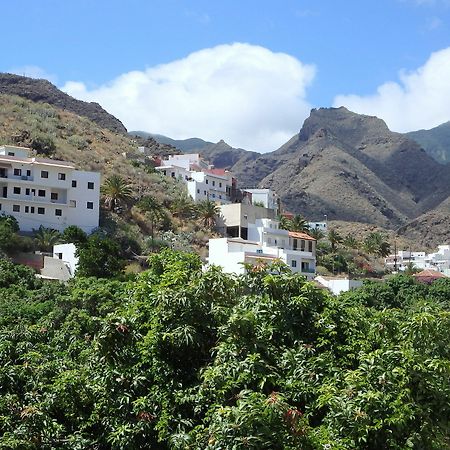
0, 73, 127, 134
229, 108, 450, 233
406, 121, 450, 163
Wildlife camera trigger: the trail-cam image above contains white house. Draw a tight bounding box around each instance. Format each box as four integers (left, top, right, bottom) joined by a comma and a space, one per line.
53, 243, 79, 277
385, 245, 450, 274
0, 145, 100, 232
208, 216, 316, 279
315, 276, 363, 296
308, 221, 328, 234
242, 188, 280, 214
156, 153, 235, 204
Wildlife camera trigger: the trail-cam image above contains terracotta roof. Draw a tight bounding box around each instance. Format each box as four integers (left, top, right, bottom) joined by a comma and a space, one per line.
207, 168, 228, 175
288, 231, 316, 241
413, 269, 447, 278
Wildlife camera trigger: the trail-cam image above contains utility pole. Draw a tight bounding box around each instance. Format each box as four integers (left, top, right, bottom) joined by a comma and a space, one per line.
394, 240, 397, 272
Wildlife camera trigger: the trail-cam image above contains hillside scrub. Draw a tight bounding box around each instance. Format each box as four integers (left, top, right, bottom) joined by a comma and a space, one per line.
0, 253, 449, 449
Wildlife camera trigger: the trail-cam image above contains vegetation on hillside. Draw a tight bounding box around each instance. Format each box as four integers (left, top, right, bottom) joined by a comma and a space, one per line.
0, 94, 216, 257
0, 253, 449, 449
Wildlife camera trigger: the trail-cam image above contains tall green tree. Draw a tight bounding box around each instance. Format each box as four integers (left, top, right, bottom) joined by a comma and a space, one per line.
137, 195, 165, 251
101, 175, 133, 211
33, 226, 61, 252
327, 228, 343, 252
364, 231, 391, 257
197, 200, 220, 229
75, 235, 125, 278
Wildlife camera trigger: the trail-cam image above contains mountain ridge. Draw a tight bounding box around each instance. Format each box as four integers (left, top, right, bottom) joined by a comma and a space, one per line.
0, 73, 127, 134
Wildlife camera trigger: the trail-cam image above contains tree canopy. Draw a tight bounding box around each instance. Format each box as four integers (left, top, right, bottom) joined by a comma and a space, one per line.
0, 253, 449, 449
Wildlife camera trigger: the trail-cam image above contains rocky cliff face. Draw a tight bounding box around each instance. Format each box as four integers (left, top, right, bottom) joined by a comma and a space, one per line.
229, 108, 450, 234
0, 73, 127, 134
406, 121, 450, 164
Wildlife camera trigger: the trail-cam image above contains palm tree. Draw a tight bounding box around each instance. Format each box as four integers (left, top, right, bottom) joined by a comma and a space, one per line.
33, 226, 61, 252
327, 228, 343, 252
138, 195, 164, 251
308, 228, 325, 241
101, 175, 133, 211
170, 195, 196, 224
197, 200, 219, 229
364, 232, 391, 257
278, 215, 292, 231
290, 215, 310, 232
343, 234, 359, 250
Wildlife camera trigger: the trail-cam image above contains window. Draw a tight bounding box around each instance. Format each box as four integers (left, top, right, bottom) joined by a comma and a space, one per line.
256, 249, 263, 254
204, 190, 207, 195
8, 152, 15, 156
291, 260, 297, 268
88, 182, 95, 189
69, 200, 77, 207
197, 189, 200, 194
41, 170, 48, 178
30, 207, 35, 214
26, 170, 31, 177
162, 170, 166, 176
308, 241, 313, 252
25, 188, 30, 195
37, 207, 45, 215
13, 187, 20, 195
0, 204, 2, 211
219, 182, 222, 188
14, 168, 21, 176
55, 209, 62, 216
51, 192, 58, 201
206, 179, 209, 184
58, 173, 66, 180
219, 195, 222, 199
87, 201, 94, 209
72, 180, 77, 188
25, 206, 29, 213
38, 189, 46, 197
171, 172, 175, 178
212, 180, 215, 186
13, 204, 20, 212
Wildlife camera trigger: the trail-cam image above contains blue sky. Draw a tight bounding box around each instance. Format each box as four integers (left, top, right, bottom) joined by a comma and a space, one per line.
2, 0, 450, 151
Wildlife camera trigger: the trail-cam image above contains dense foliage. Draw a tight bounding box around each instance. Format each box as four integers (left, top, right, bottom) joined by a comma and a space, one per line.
0, 253, 449, 449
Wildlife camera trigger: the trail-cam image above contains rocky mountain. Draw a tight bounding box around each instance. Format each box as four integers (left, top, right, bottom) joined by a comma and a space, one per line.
229, 108, 450, 235
131, 132, 259, 170
406, 121, 450, 164
0, 73, 127, 134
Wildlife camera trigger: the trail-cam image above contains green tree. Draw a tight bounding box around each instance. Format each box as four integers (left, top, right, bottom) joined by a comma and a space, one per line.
137, 195, 165, 251
170, 195, 196, 223
342, 234, 359, 249
60, 225, 88, 244
101, 175, 133, 211
327, 228, 343, 251
33, 225, 61, 252
290, 214, 310, 232
197, 200, 220, 229
364, 231, 391, 257
75, 235, 125, 278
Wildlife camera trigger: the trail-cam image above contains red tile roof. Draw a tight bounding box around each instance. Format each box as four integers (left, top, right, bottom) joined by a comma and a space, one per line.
288, 231, 316, 241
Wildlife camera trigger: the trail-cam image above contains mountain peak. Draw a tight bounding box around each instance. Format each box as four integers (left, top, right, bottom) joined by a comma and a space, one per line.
0, 73, 127, 134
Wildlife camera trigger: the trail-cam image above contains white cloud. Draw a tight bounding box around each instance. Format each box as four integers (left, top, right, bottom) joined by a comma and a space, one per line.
9, 65, 58, 84
61, 43, 315, 152
333, 47, 450, 132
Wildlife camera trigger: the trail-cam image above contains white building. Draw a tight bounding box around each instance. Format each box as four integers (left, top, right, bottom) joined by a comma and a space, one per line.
0, 145, 100, 232
385, 244, 450, 274
53, 243, 79, 277
308, 221, 328, 234
156, 153, 235, 204
315, 276, 363, 296
208, 216, 316, 279
242, 188, 280, 214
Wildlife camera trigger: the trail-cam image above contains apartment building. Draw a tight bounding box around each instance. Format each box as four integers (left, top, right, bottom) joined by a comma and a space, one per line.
155, 153, 236, 204
385, 244, 450, 275
209, 203, 316, 278
242, 188, 280, 215
0, 145, 100, 232
208, 218, 316, 278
